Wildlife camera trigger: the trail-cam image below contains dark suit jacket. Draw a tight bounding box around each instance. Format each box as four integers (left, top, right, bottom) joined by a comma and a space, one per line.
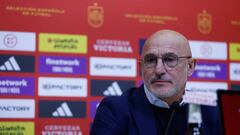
90, 85, 222, 135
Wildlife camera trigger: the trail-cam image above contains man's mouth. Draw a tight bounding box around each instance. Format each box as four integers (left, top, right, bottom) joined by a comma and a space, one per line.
151, 79, 172, 84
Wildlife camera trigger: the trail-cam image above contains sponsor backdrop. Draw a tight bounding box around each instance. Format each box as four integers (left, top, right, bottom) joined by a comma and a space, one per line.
0, 0, 240, 134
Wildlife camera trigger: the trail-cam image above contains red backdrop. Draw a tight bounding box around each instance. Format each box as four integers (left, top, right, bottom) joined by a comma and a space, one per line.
0, 0, 240, 134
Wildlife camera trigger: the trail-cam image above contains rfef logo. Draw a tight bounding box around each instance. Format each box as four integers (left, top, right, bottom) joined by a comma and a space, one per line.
90, 57, 136, 77
0, 99, 35, 118
0, 31, 36, 52
38, 77, 87, 97
39, 55, 87, 75
197, 10, 212, 34
0, 76, 34, 96
91, 80, 135, 96
39, 100, 86, 118
0, 55, 34, 72
88, 3, 104, 28
39, 33, 87, 54
0, 122, 34, 135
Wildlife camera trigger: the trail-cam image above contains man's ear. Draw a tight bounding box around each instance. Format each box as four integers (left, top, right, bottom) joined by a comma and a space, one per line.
187, 59, 196, 77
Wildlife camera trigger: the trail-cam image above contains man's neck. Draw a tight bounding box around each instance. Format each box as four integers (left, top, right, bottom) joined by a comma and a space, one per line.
161, 92, 183, 106
144, 85, 184, 108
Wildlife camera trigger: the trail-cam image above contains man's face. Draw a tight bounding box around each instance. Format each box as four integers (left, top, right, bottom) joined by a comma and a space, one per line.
141, 33, 194, 100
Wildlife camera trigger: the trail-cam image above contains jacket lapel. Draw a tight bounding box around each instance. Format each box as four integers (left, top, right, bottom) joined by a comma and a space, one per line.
130, 85, 158, 135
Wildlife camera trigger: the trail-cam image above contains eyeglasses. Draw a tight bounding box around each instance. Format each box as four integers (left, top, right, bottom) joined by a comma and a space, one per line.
141, 53, 192, 68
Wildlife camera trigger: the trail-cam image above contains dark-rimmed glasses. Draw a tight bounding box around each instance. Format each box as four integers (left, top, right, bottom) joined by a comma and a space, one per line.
140, 53, 192, 68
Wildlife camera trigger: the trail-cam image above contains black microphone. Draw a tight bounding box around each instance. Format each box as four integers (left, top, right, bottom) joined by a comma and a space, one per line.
164, 102, 180, 135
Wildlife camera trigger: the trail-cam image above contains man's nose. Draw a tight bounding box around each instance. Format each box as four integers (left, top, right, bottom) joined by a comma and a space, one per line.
155, 58, 166, 73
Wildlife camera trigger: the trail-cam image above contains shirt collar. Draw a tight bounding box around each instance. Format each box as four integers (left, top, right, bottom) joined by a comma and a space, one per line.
144, 84, 185, 109
144, 85, 170, 108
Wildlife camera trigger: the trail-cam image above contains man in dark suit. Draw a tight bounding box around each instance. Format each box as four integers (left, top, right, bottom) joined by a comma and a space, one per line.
90, 30, 222, 135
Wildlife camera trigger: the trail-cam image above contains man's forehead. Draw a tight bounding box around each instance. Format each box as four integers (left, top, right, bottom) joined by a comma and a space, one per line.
147, 34, 186, 46
143, 32, 190, 56
143, 45, 181, 56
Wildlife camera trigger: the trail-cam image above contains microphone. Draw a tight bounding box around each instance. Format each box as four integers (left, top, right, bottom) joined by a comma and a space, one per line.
164, 102, 180, 135
185, 104, 204, 135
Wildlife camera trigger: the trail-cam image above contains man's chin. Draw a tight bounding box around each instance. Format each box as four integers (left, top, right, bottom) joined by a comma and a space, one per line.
157, 93, 175, 98
150, 87, 176, 98
150, 85, 170, 91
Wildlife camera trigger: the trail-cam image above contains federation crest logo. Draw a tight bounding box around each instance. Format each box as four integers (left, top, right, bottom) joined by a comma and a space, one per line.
197, 10, 212, 34
200, 43, 213, 57
88, 3, 104, 28
3, 34, 17, 48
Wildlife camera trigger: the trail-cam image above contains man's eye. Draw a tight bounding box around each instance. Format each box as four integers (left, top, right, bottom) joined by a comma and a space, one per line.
144, 55, 157, 63
146, 58, 156, 62
164, 56, 177, 62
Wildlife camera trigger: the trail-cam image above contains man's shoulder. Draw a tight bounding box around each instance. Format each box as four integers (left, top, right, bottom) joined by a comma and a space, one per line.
91, 86, 143, 134
101, 86, 140, 106
95, 86, 141, 123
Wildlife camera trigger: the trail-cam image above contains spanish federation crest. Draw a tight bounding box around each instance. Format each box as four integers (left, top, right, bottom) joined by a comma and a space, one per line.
197, 10, 212, 34
88, 3, 104, 28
